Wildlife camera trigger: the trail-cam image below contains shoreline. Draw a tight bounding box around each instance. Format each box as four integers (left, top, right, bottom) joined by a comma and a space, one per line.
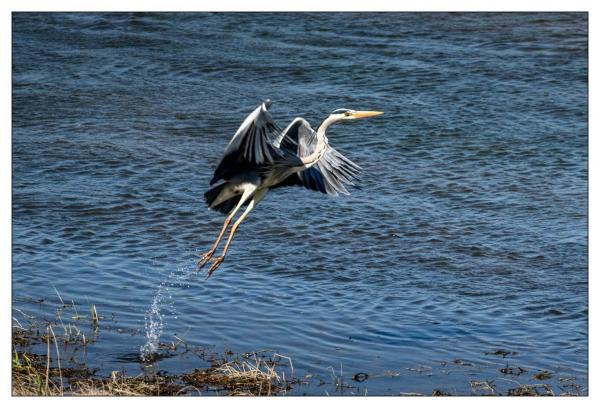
12, 323, 586, 396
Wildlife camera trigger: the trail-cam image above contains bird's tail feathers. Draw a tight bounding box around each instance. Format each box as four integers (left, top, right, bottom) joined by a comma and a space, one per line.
204, 182, 245, 215
204, 183, 226, 207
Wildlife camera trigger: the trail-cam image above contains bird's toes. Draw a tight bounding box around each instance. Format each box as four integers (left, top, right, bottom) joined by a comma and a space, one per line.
206, 257, 224, 279
197, 251, 214, 270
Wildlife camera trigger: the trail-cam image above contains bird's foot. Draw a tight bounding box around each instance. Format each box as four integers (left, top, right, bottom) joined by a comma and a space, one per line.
197, 250, 215, 270
206, 256, 225, 279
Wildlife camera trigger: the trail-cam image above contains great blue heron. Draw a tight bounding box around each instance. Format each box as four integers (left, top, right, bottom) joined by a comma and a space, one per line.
198, 100, 383, 277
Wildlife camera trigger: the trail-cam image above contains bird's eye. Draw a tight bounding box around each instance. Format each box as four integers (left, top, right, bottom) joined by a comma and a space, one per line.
344, 112, 351, 117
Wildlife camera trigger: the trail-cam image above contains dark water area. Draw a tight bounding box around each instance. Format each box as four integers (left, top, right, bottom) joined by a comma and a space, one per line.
12, 12, 587, 395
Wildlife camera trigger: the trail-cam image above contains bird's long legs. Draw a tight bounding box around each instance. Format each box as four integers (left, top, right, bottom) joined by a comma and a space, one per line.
206, 189, 267, 278
197, 190, 253, 270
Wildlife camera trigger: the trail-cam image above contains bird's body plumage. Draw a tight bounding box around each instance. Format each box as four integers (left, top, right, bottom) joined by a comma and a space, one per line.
199, 100, 382, 277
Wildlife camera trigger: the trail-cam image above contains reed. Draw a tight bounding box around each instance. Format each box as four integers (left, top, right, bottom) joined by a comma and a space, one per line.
12, 321, 292, 396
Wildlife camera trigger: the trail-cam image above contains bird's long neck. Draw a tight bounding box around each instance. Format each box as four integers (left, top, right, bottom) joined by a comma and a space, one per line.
316, 115, 340, 140
300, 115, 338, 167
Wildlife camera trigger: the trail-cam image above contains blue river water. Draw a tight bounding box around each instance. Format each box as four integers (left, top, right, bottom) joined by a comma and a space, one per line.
12, 13, 587, 395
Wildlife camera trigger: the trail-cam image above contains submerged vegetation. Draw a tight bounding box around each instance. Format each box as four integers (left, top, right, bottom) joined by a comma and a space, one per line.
12, 322, 587, 396
12, 293, 293, 396
12, 294, 586, 396
12, 325, 292, 396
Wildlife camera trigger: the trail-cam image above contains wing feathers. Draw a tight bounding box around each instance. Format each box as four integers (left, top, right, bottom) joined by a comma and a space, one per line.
294, 146, 361, 196
273, 117, 362, 196
210, 104, 363, 196
210, 102, 282, 185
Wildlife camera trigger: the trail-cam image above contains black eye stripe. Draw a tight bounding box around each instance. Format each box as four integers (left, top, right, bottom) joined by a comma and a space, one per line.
332, 108, 351, 114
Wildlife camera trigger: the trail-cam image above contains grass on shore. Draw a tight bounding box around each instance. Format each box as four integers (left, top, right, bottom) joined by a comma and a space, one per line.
12, 323, 291, 396
12, 297, 586, 397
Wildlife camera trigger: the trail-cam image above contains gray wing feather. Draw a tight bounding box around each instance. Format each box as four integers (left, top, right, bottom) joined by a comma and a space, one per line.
275, 117, 361, 196
273, 117, 313, 153
299, 147, 361, 196
224, 103, 279, 163
210, 102, 282, 185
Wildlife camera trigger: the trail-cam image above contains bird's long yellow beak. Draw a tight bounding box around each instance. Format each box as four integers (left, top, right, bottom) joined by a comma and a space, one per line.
351, 111, 384, 119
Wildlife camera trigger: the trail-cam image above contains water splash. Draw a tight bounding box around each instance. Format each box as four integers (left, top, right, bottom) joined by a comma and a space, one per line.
140, 259, 200, 361
139, 282, 167, 359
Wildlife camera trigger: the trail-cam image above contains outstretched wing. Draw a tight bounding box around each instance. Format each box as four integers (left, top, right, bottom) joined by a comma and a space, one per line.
274, 118, 361, 196
210, 100, 283, 185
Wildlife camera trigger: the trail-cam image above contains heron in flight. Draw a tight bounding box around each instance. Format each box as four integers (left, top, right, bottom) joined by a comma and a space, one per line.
198, 100, 383, 277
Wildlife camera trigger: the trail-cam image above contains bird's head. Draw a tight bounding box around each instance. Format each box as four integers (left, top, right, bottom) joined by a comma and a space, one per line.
317, 108, 383, 134
328, 108, 384, 122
